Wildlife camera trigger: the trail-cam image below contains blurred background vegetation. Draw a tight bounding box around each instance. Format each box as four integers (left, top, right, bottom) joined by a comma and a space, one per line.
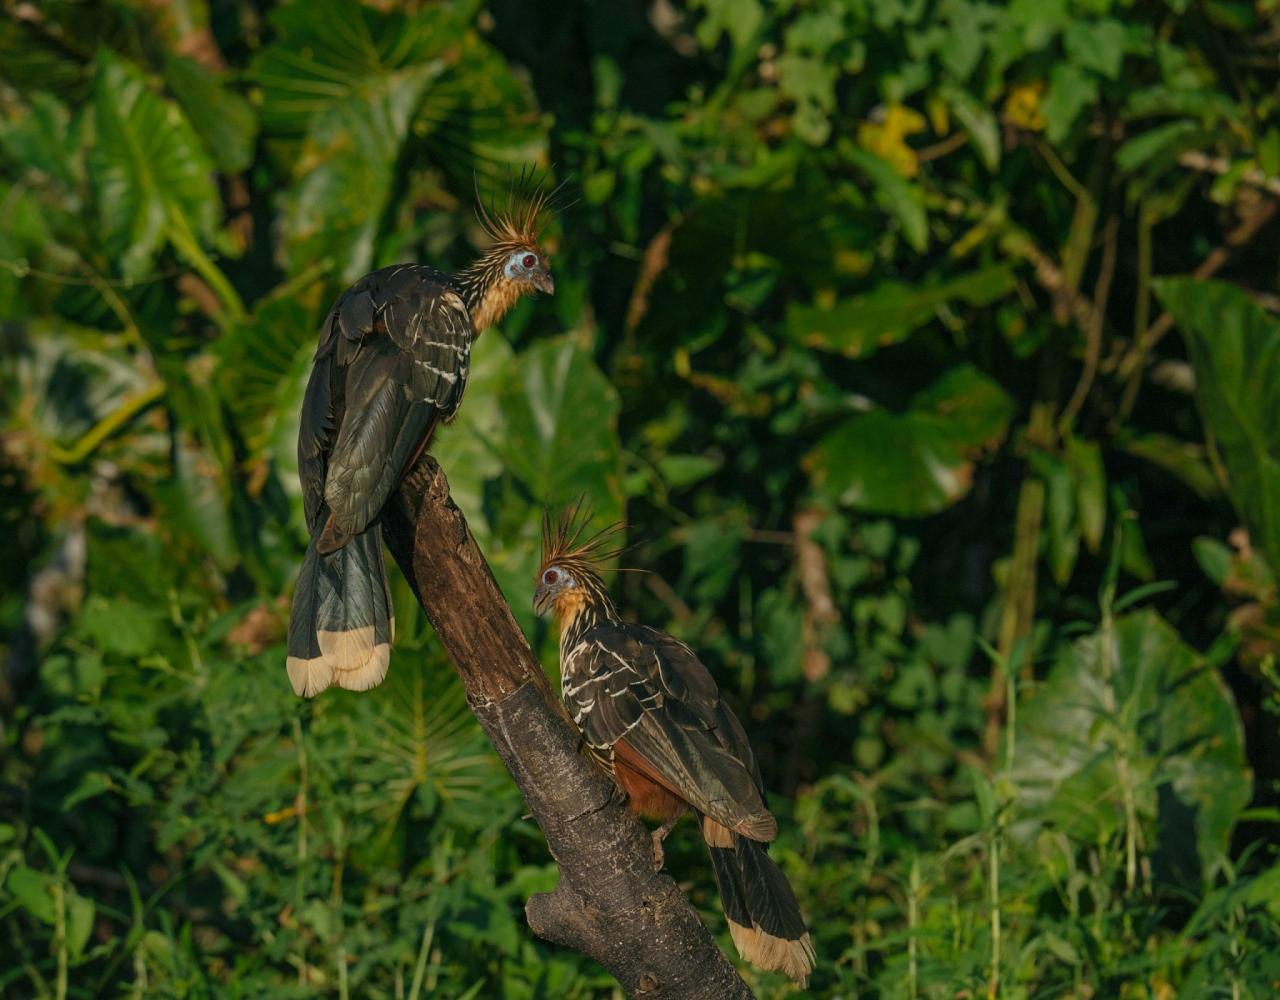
2, 0, 1279, 996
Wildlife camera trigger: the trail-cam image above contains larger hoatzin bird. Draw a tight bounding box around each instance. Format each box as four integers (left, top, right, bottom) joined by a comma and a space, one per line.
533, 508, 816, 986
285, 186, 557, 698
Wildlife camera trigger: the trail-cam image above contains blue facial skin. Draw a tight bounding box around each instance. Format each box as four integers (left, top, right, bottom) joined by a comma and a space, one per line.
504, 250, 555, 294
533, 565, 574, 617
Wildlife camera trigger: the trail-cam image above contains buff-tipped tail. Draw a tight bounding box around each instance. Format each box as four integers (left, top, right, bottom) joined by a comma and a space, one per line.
286, 532, 393, 697
706, 829, 815, 987
727, 920, 816, 987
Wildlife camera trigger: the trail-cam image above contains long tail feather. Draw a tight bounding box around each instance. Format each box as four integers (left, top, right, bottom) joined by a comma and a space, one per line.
286, 531, 393, 697
705, 822, 815, 987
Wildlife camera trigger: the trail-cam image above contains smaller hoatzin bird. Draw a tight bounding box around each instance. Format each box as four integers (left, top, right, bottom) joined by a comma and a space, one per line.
286, 182, 558, 698
534, 507, 816, 986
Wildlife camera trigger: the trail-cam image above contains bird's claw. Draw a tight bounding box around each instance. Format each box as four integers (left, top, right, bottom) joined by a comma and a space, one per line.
650, 829, 666, 871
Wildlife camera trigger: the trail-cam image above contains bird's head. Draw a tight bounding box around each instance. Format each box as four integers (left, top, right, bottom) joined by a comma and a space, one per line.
493, 241, 554, 297
532, 562, 578, 618
463, 172, 566, 332
534, 500, 626, 623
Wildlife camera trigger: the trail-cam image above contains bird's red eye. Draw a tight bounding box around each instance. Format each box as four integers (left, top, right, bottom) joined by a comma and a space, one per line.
543, 569, 558, 584
522, 254, 537, 269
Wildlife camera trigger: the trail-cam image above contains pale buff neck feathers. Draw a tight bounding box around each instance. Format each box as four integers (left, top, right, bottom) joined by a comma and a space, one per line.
467, 278, 523, 335
552, 587, 589, 632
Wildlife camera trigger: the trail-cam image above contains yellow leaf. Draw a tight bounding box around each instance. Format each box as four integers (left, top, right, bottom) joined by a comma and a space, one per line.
857, 105, 928, 176
1003, 82, 1046, 132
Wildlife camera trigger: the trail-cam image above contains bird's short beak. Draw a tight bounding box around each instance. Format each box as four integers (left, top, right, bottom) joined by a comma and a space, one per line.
533, 585, 552, 617
532, 270, 555, 296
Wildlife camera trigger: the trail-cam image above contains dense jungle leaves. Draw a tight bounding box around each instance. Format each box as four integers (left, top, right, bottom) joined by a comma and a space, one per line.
1011, 609, 1250, 888
2, 0, 1279, 996
1156, 278, 1280, 576
807, 364, 1015, 516
90, 50, 221, 282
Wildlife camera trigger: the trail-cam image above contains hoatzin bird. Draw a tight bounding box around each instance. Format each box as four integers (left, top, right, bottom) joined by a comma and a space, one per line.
534, 507, 816, 986
285, 183, 557, 698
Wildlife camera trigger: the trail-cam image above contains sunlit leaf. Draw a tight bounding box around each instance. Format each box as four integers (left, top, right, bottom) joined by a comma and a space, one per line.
66, 890, 95, 960
808, 365, 1015, 517
495, 334, 623, 517
89, 49, 220, 281
4, 866, 57, 924
787, 264, 1014, 358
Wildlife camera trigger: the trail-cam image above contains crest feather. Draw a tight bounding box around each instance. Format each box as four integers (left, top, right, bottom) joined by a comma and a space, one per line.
474, 166, 570, 246
539, 498, 628, 574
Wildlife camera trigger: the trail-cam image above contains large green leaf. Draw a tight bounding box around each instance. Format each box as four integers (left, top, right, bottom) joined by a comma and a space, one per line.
432, 331, 516, 525
254, 0, 545, 280
164, 56, 258, 175
494, 335, 623, 513
256, 0, 453, 278
431, 333, 623, 632
255, 0, 453, 139
256, 0, 463, 281
214, 299, 314, 463
787, 264, 1014, 358
509, 336, 624, 625
807, 364, 1014, 516
1010, 609, 1249, 888
89, 49, 220, 281
844, 145, 929, 252
1155, 278, 1280, 574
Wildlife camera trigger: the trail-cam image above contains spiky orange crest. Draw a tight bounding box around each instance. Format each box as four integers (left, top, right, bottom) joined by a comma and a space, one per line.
538, 498, 628, 578
474, 167, 569, 248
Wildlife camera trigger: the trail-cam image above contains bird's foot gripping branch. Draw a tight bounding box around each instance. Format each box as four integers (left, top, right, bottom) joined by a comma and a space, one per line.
379, 456, 756, 1000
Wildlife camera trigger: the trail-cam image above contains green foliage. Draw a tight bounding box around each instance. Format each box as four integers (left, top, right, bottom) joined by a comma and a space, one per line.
787, 265, 1015, 359
3, 0, 1280, 996
808, 364, 1014, 516
1012, 608, 1250, 888
1156, 278, 1280, 577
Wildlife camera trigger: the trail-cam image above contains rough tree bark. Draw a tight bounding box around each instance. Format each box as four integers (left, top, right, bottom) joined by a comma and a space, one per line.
380, 455, 755, 1000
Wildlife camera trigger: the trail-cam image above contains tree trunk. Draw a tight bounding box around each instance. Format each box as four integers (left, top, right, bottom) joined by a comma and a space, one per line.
380, 456, 755, 1000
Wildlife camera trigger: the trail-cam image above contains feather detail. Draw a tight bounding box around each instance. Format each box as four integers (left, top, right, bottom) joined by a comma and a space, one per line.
473, 167, 564, 245
710, 835, 815, 986
286, 653, 333, 698
540, 498, 813, 983
332, 638, 390, 691
727, 921, 816, 988
468, 278, 523, 334
288, 174, 558, 699
286, 532, 394, 697
703, 816, 735, 849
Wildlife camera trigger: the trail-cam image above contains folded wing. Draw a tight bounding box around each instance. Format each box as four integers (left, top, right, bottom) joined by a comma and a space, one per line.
565, 623, 777, 841
298, 264, 472, 549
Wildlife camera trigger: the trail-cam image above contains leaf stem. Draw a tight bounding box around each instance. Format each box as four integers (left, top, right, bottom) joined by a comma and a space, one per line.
166, 207, 245, 324
294, 716, 309, 986
408, 917, 436, 1000
988, 827, 1000, 1000
53, 880, 67, 1000
48, 382, 166, 466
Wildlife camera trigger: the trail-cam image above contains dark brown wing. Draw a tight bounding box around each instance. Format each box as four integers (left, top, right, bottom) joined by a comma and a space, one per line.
298, 264, 472, 542
564, 622, 776, 841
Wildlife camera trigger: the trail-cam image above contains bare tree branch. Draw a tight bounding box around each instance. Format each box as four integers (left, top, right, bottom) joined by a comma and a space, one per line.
380, 456, 755, 1000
